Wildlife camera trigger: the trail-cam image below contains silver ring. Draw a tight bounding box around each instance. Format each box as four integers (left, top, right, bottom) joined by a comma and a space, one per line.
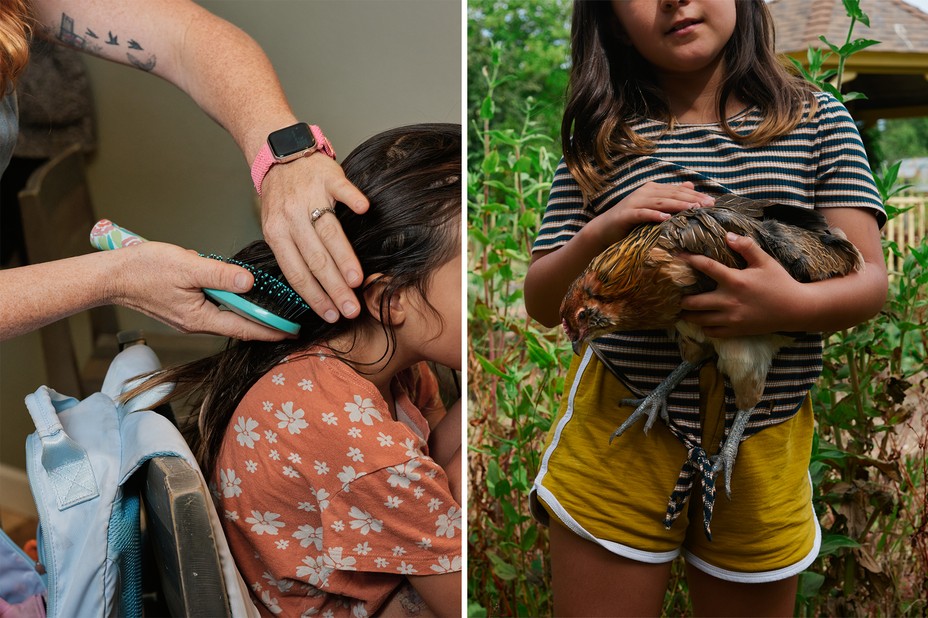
310, 207, 336, 226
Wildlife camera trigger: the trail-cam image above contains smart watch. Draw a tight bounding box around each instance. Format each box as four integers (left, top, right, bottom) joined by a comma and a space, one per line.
250, 123, 336, 194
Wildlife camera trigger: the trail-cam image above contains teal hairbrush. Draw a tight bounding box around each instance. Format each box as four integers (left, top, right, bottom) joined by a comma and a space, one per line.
90, 219, 310, 335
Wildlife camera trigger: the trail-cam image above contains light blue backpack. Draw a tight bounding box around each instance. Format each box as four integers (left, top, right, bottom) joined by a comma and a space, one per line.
0, 343, 258, 617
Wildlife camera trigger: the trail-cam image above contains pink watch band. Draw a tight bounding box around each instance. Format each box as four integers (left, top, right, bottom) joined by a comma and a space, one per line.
250, 124, 336, 195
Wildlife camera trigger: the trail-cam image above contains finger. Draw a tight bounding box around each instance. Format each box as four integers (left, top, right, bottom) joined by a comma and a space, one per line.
291, 221, 361, 319
725, 232, 769, 267
679, 252, 734, 283
191, 256, 254, 294
311, 211, 364, 288
327, 175, 369, 214
195, 304, 290, 342
266, 229, 342, 323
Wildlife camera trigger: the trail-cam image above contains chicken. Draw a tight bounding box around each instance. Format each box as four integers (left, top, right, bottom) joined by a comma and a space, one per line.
560, 194, 862, 496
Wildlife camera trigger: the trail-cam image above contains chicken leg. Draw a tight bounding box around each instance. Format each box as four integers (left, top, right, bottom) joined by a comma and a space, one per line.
610, 360, 700, 442
711, 407, 752, 499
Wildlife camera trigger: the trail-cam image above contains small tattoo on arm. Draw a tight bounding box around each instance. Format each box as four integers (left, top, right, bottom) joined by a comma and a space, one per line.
54, 13, 157, 72
105, 31, 118, 45
127, 52, 157, 72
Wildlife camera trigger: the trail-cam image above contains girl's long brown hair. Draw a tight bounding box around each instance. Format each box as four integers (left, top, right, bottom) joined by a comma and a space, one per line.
130, 124, 461, 478
563, 0, 819, 198
0, 0, 32, 94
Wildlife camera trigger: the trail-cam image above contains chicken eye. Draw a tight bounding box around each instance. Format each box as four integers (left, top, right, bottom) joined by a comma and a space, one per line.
577, 309, 587, 322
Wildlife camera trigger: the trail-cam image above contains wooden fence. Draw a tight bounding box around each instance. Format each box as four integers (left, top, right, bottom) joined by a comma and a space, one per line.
884, 191, 927, 275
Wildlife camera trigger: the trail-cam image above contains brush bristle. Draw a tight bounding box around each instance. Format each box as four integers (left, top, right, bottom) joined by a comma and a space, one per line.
201, 253, 311, 322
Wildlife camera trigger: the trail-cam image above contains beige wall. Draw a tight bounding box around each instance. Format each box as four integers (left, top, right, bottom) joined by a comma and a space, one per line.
0, 0, 461, 472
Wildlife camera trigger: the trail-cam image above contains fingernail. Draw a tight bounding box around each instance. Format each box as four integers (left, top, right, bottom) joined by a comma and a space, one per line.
660, 212, 672, 220
324, 310, 339, 323
342, 302, 358, 316
347, 270, 361, 286
234, 272, 250, 291
702, 197, 715, 206
726, 232, 739, 243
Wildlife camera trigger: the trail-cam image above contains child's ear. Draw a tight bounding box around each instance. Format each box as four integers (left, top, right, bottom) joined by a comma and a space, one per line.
362, 274, 406, 326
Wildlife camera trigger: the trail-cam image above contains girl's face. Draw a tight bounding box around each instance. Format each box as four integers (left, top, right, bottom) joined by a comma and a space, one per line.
610, 0, 737, 76
412, 249, 462, 371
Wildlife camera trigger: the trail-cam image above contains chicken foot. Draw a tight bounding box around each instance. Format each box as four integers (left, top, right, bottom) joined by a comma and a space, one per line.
610, 360, 701, 442
710, 407, 752, 499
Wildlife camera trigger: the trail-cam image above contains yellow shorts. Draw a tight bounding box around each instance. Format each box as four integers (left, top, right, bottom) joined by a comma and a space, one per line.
531, 346, 820, 583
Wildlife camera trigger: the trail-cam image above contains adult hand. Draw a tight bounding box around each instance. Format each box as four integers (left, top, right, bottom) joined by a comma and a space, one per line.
678, 233, 808, 337
260, 154, 369, 323
112, 242, 290, 341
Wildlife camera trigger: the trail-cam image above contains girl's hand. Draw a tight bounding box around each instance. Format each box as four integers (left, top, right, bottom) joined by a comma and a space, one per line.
678, 233, 808, 337
587, 181, 715, 250
260, 154, 369, 323
112, 243, 290, 341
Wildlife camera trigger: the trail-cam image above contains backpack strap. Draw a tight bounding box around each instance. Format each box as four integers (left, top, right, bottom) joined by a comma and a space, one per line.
24, 388, 98, 510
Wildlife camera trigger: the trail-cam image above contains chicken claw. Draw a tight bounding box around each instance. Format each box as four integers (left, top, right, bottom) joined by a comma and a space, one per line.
710, 407, 752, 499
609, 360, 700, 442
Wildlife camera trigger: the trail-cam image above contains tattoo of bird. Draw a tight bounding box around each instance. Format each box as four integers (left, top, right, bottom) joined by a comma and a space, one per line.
106, 31, 118, 45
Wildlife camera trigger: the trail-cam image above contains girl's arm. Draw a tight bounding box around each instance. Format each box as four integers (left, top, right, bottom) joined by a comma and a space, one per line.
31, 0, 369, 322
525, 181, 713, 327
679, 207, 887, 336
406, 572, 461, 618
0, 243, 286, 342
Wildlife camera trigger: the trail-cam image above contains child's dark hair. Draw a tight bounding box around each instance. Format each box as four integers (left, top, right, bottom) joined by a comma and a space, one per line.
563, 0, 819, 198
132, 123, 461, 477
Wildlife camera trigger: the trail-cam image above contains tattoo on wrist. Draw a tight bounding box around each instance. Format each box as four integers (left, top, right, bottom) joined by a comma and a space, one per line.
53, 13, 157, 72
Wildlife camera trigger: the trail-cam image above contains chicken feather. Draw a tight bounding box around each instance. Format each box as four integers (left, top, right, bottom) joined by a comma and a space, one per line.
560, 193, 862, 497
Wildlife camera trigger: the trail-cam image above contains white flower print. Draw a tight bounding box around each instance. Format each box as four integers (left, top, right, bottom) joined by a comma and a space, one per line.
251, 581, 262, 593
384, 496, 403, 509
386, 460, 422, 488
301, 609, 319, 617
263, 571, 293, 593
219, 468, 242, 498
234, 416, 260, 448
348, 506, 383, 535
245, 460, 258, 473
426, 469, 438, 479
417, 538, 432, 550
344, 395, 383, 426
322, 547, 357, 571
292, 525, 324, 550
276, 401, 309, 434
374, 557, 389, 568
275, 539, 289, 550
282, 465, 300, 479
331, 520, 345, 532
313, 488, 331, 511
265, 430, 278, 444
427, 498, 443, 513
246, 510, 286, 535
435, 505, 462, 539
401, 438, 418, 458
288, 452, 302, 464
296, 555, 332, 588
269, 449, 281, 461
413, 486, 425, 499
377, 432, 394, 447
396, 561, 417, 575
338, 466, 365, 490
351, 602, 369, 618
354, 542, 372, 556
430, 555, 462, 574
391, 546, 407, 557
224, 510, 239, 522
347, 427, 362, 439
321, 412, 338, 426
271, 372, 285, 386
346, 447, 364, 463
257, 584, 282, 614
263, 401, 273, 412
299, 378, 314, 391
314, 460, 329, 475
298, 501, 316, 512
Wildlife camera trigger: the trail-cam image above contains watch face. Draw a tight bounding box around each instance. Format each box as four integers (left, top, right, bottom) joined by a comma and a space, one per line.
268, 123, 317, 159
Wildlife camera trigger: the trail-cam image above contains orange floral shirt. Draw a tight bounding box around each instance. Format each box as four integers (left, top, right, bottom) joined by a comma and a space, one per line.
212, 353, 461, 617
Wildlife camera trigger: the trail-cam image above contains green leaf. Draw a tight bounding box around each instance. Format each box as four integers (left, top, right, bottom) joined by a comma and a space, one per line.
839, 38, 880, 55
467, 601, 489, 618
486, 551, 517, 581
798, 571, 826, 599
480, 95, 495, 121
475, 352, 508, 379
818, 533, 861, 556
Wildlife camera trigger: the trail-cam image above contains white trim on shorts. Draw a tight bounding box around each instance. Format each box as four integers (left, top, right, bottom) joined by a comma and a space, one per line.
532, 346, 822, 580
683, 472, 822, 583
532, 346, 681, 564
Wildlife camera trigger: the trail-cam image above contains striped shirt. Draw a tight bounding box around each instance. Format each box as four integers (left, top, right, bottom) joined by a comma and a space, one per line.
534, 92, 884, 444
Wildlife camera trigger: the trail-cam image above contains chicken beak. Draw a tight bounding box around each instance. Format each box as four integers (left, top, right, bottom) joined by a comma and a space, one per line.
571, 339, 582, 356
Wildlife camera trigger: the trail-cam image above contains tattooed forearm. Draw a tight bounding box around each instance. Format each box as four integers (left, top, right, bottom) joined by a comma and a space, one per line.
51, 13, 157, 72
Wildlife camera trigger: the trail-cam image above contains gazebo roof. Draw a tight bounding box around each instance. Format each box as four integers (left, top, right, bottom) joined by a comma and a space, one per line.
768, 0, 928, 121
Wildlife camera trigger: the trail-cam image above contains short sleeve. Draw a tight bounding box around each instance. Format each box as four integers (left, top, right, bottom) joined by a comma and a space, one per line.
811, 93, 886, 227
532, 158, 593, 254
